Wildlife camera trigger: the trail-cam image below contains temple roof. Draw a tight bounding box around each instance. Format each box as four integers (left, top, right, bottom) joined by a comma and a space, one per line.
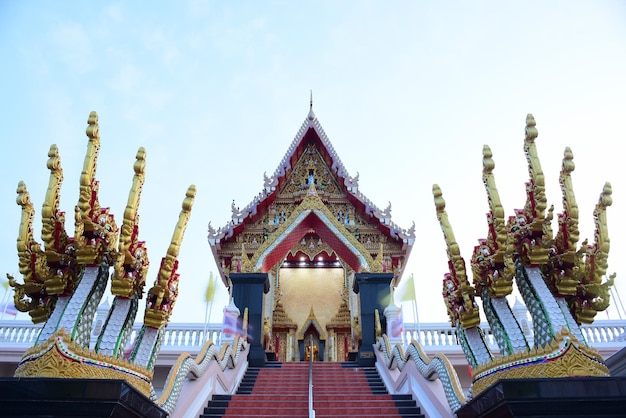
208, 104, 415, 281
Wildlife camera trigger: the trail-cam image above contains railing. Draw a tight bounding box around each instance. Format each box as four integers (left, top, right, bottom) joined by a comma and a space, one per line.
132, 323, 225, 351
309, 338, 315, 418
0, 320, 225, 350
0, 321, 41, 346
1, 319, 624, 352
581, 322, 626, 345
403, 320, 626, 350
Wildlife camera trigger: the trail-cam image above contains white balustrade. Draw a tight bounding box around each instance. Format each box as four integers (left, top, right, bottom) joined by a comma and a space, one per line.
1, 319, 624, 352
0, 321, 41, 345
0, 320, 224, 350
402, 320, 625, 350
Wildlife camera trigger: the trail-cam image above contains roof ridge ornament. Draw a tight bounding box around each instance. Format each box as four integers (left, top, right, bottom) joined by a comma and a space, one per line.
308, 90, 316, 121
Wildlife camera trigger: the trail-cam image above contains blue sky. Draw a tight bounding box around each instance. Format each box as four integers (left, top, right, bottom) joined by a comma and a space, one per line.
1, 1, 625, 324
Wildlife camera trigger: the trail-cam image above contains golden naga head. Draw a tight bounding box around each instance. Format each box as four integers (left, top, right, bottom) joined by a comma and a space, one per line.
435, 114, 614, 328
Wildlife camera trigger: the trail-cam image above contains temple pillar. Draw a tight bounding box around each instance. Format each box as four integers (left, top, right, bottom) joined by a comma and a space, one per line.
328, 329, 335, 362
230, 273, 270, 367
353, 272, 393, 366
288, 329, 296, 361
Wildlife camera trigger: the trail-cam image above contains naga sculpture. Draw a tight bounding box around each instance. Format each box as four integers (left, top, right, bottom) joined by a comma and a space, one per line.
7, 111, 248, 414
376, 114, 614, 412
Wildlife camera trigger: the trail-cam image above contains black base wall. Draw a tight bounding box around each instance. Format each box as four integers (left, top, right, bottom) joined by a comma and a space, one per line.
0, 378, 167, 418
456, 377, 626, 418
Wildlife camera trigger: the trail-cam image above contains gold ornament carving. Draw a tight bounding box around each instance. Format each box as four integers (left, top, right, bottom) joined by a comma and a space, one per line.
14, 329, 153, 398
239, 243, 254, 273
279, 144, 341, 196
251, 184, 374, 273
11, 181, 57, 322
470, 145, 514, 299
144, 186, 195, 329
287, 235, 335, 262
438, 114, 614, 334
111, 147, 149, 298
434, 185, 481, 329
74, 112, 119, 266
471, 330, 609, 396
297, 306, 326, 340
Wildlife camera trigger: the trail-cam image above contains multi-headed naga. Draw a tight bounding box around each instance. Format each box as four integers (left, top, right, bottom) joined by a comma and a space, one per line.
7, 112, 247, 414
376, 114, 614, 413
438, 114, 613, 397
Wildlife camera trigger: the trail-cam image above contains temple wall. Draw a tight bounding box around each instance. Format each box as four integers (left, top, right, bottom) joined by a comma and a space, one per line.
279, 267, 344, 333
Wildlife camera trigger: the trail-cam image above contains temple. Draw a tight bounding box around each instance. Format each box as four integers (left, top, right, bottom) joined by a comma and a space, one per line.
0, 105, 625, 418
207, 100, 415, 366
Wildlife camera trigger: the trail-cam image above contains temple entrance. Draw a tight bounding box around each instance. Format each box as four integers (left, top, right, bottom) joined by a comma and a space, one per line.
270, 264, 358, 362
280, 267, 343, 335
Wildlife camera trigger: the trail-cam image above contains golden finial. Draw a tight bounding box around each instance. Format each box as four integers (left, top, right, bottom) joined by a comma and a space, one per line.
481, 145, 506, 259
39, 144, 76, 295
522, 114, 547, 232
16, 181, 40, 283
433, 184, 480, 329
470, 145, 514, 298
74, 111, 119, 264
165, 185, 195, 271
111, 147, 149, 298
556, 180, 614, 324
506, 114, 551, 266
77, 111, 101, 220
556, 146, 580, 256
433, 185, 462, 270
41, 144, 68, 256
543, 146, 581, 296
588, 182, 613, 284
145, 185, 196, 329
12, 181, 52, 321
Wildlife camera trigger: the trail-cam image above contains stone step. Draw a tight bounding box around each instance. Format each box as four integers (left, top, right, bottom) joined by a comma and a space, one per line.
202, 362, 424, 418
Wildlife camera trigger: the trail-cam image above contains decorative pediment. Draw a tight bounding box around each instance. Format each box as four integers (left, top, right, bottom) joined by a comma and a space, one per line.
297, 306, 326, 340
208, 105, 415, 287
252, 184, 374, 273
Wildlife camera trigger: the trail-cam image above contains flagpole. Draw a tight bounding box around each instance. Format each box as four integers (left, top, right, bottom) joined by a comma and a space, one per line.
203, 299, 209, 341
412, 298, 420, 344
207, 297, 213, 334
411, 273, 419, 342
203, 272, 217, 343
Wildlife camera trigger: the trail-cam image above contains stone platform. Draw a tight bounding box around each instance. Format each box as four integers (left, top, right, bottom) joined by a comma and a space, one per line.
456, 377, 626, 418
0, 378, 167, 418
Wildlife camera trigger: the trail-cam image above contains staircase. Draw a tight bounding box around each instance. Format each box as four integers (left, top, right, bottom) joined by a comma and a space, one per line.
201, 362, 424, 417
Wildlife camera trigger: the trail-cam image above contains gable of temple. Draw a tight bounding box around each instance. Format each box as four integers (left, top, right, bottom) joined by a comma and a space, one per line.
208, 105, 416, 284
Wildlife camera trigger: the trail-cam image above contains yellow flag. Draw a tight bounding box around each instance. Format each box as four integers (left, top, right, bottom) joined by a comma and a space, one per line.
397, 274, 416, 302
205, 272, 216, 302
2, 277, 10, 291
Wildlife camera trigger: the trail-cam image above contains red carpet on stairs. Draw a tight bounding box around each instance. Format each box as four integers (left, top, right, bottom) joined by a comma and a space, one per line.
201, 362, 424, 418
